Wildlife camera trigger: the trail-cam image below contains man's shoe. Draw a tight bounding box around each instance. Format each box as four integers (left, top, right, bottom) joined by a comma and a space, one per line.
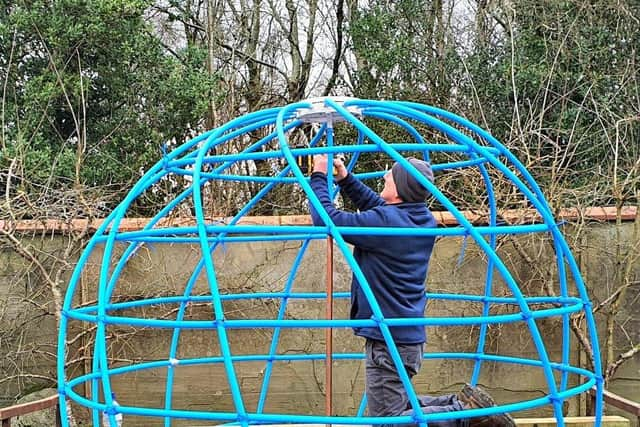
457, 383, 516, 427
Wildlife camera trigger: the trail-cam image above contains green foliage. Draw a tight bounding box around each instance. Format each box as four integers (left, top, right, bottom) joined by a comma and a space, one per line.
349, 0, 461, 106
1, 0, 216, 206
2, 0, 637, 214
503, 1, 638, 197
345, 0, 640, 209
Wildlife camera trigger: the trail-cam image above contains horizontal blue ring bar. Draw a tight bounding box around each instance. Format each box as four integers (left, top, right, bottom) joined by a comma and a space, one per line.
64, 301, 583, 329
426, 294, 581, 305
61, 394, 576, 424
168, 155, 486, 184
95, 223, 553, 241
105, 234, 326, 244
65, 353, 595, 423
62, 388, 240, 421
66, 352, 598, 380
65, 362, 595, 424
168, 167, 303, 184
71, 293, 582, 314
355, 158, 488, 179
166, 143, 502, 168
435, 157, 489, 170
68, 380, 525, 424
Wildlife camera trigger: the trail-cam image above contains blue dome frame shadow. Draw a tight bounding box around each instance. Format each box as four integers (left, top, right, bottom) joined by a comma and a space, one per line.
57, 98, 604, 427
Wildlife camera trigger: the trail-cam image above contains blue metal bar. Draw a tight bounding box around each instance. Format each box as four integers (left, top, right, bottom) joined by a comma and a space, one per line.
81, 110, 292, 426
92, 223, 554, 241
471, 154, 499, 385
398, 100, 604, 423
163, 112, 311, 425
329, 98, 566, 426
65, 352, 598, 382
62, 366, 595, 424
169, 155, 489, 183
557, 248, 571, 392
403, 103, 604, 427
63, 299, 585, 330
165, 143, 501, 168
162, 130, 297, 424
256, 240, 313, 412
71, 293, 581, 314
57, 98, 603, 427
174, 109, 309, 426
365, 111, 426, 145
280, 100, 426, 420
160, 110, 289, 423
386, 100, 604, 424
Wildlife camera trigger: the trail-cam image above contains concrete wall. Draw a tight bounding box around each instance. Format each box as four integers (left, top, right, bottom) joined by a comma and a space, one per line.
0, 222, 638, 426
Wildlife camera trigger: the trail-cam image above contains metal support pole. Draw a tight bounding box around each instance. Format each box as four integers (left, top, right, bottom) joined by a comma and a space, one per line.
56, 403, 62, 427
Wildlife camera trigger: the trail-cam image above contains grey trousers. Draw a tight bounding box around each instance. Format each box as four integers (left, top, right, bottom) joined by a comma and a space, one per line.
365, 339, 468, 427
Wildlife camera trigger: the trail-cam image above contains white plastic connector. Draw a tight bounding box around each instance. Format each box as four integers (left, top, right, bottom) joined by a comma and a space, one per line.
169, 358, 180, 367
295, 96, 362, 124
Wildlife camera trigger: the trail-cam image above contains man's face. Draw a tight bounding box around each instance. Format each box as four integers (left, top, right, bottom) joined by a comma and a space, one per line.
380, 169, 399, 202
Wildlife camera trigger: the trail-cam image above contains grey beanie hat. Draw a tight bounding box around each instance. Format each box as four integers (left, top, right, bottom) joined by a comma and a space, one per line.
391, 157, 434, 203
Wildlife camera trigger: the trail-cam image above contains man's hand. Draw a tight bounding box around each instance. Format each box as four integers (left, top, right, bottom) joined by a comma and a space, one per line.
333, 155, 348, 181
312, 154, 329, 175
312, 154, 348, 181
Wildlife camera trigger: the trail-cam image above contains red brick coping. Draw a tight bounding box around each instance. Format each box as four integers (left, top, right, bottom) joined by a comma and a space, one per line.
0, 206, 636, 234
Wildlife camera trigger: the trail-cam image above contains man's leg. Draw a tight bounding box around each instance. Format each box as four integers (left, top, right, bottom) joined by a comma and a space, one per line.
410, 394, 468, 427
365, 338, 421, 417
407, 404, 468, 427
364, 339, 465, 427
415, 394, 461, 408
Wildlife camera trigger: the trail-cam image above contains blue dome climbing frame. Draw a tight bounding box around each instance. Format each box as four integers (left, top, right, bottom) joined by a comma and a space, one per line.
57, 98, 604, 426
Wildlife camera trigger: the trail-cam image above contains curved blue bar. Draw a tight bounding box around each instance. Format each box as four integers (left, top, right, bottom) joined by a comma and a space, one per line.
69, 293, 582, 314
62, 299, 584, 330
94, 223, 554, 242
63, 350, 596, 424
328, 99, 565, 425
58, 98, 603, 426
165, 143, 502, 168
64, 352, 597, 384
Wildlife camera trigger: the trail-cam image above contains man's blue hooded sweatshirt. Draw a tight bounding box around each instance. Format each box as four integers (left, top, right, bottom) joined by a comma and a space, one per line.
309, 172, 437, 344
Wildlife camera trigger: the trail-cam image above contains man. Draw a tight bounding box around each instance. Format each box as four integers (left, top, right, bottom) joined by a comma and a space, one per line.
308, 154, 515, 427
